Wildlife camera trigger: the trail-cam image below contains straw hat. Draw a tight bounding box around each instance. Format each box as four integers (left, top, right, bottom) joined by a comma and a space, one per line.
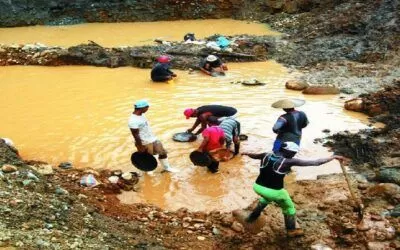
271, 99, 305, 109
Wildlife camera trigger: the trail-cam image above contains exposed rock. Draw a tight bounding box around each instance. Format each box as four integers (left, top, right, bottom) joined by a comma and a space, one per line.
37, 164, 54, 175
285, 80, 309, 90
1, 164, 17, 173
302, 85, 340, 95
345, 98, 364, 112
376, 168, 400, 186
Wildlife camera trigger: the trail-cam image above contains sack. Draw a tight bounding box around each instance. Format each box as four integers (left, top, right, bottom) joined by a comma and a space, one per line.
80, 174, 100, 187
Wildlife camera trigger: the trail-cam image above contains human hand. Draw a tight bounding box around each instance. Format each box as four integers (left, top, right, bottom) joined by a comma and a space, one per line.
333, 155, 349, 162
136, 144, 147, 153
186, 128, 193, 134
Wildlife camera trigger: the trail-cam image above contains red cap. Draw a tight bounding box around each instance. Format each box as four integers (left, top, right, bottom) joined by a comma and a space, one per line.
184, 108, 195, 119
157, 55, 171, 63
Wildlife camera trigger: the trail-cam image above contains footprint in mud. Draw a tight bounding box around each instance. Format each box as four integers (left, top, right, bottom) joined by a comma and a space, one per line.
232, 209, 267, 233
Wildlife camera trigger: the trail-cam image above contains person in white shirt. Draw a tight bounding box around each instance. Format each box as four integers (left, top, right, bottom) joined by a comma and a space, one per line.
128, 100, 178, 173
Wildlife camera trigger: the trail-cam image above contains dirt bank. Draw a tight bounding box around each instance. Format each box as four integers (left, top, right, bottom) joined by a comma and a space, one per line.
1, 139, 399, 249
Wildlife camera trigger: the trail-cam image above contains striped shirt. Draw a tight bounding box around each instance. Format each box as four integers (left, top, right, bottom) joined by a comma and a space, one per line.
219, 118, 239, 142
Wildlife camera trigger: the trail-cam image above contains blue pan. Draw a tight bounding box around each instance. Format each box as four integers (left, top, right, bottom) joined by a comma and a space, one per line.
173, 132, 197, 142
131, 152, 157, 171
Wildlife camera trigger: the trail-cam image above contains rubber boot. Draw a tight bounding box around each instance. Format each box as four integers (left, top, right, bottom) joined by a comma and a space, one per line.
284, 214, 304, 237
246, 202, 267, 223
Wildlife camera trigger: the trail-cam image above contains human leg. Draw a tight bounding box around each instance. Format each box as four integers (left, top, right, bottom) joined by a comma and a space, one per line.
272, 189, 304, 237
153, 141, 178, 173
207, 160, 219, 173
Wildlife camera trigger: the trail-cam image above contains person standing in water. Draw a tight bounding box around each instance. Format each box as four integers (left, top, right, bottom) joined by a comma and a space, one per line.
197, 118, 225, 173
271, 99, 309, 154
184, 105, 237, 135
241, 142, 345, 237
150, 55, 177, 82
128, 100, 178, 173
199, 55, 228, 76
207, 116, 241, 156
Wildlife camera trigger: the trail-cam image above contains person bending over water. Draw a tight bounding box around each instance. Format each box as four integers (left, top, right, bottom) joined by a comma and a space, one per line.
151, 55, 177, 82
184, 105, 237, 135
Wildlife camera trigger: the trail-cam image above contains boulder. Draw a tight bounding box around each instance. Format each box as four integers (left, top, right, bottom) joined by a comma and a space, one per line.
376, 168, 400, 185
1, 164, 18, 173
285, 80, 309, 91
345, 98, 364, 112
30, 164, 54, 175
302, 85, 340, 95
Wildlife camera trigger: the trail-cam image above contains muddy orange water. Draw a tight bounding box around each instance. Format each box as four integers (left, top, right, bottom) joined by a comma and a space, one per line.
0, 19, 278, 47
0, 20, 373, 212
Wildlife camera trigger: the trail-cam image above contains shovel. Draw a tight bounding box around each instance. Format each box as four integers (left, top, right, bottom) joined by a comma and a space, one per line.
339, 159, 364, 222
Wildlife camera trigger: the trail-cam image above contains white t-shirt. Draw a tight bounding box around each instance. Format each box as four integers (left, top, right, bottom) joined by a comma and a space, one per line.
128, 114, 157, 145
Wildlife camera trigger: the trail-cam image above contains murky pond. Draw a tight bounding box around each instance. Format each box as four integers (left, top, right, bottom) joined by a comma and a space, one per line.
0, 20, 373, 212
0, 19, 278, 47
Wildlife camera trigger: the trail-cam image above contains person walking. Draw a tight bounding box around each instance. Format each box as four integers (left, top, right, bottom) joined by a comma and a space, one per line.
271, 99, 309, 154
128, 100, 178, 173
184, 105, 237, 135
242, 142, 345, 237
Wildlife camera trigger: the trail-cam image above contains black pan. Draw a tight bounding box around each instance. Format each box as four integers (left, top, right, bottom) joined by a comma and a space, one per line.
173, 132, 197, 142
131, 152, 157, 171
239, 134, 248, 141
189, 151, 212, 167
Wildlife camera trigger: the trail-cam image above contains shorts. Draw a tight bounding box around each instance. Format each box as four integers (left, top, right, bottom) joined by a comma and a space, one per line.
142, 140, 167, 155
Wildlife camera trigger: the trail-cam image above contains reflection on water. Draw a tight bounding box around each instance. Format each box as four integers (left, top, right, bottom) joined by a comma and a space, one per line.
0, 62, 373, 211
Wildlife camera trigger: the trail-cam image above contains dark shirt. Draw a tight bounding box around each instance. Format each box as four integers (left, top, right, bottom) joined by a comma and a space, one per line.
272, 110, 309, 142
199, 58, 223, 71
197, 105, 237, 118
151, 63, 174, 81
255, 153, 332, 190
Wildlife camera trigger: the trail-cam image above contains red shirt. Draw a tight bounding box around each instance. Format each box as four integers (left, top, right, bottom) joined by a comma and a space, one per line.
202, 126, 225, 151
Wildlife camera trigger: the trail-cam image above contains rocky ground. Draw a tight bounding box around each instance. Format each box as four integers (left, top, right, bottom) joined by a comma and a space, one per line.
1, 0, 400, 249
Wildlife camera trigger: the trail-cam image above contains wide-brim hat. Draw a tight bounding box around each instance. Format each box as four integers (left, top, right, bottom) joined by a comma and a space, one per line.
271, 99, 305, 109
206, 55, 218, 62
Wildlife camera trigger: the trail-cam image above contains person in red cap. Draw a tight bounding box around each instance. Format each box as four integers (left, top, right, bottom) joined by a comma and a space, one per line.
184, 105, 237, 135
150, 55, 177, 82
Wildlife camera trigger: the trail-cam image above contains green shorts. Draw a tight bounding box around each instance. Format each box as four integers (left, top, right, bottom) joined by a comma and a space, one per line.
253, 183, 296, 215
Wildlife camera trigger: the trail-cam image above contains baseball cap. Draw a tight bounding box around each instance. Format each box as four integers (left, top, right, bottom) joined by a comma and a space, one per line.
184, 108, 195, 119
135, 100, 149, 109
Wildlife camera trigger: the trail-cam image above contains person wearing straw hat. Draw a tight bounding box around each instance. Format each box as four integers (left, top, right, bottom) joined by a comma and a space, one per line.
241, 142, 345, 237
128, 100, 178, 173
151, 55, 177, 82
199, 54, 228, 76
271, 99, 309, 154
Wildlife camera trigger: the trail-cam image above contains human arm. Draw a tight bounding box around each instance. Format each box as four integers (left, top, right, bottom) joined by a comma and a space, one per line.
200, 66, 212, 75
285, 155, 346, 167
272, 117, 286, 134
130, 128, 147, 152
192, 114, 208, 135
198, 136, 209, 152
187, 117, 201, 134
242, 152, 267, 160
